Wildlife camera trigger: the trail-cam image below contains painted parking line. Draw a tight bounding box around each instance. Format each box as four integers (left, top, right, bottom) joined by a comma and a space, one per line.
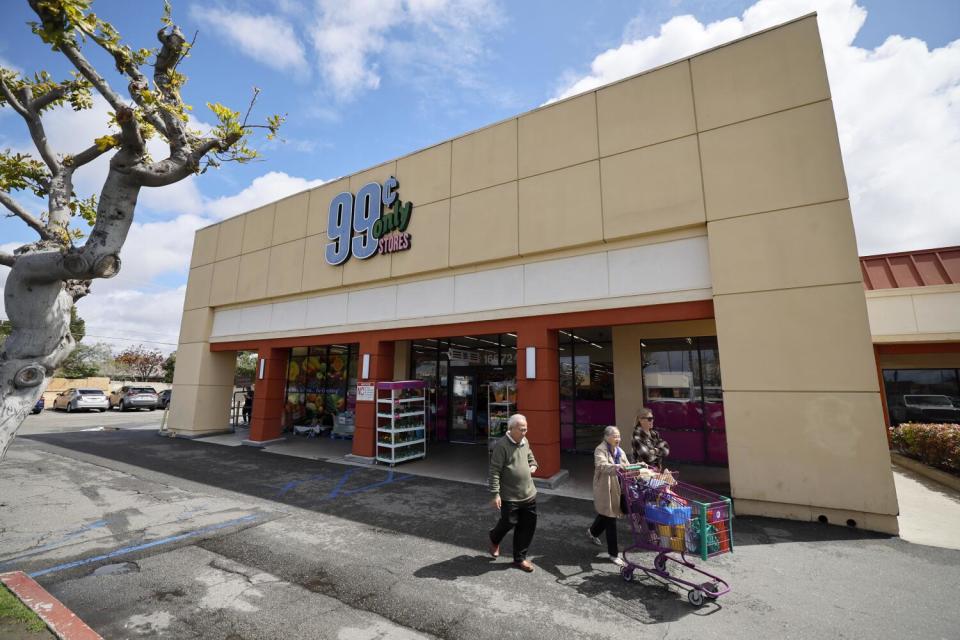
27, 514, 260, 578
326, 468, 356, 498
0, 519, 110, 568
270, 468, 415, 501
334, 469, 414, 498
274, 473, 328, 497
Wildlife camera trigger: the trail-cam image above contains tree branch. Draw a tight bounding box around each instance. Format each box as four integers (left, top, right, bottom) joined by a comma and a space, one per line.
0, 251, 15, 267
0, 190, 53, 241
0, 76, 29, 118
57, 40, 127, 115
0, 78, 59, 172
130, 134, 236, 187
68, 140, 114, 169
31, 84, 69, 112
153, 26, 190, 153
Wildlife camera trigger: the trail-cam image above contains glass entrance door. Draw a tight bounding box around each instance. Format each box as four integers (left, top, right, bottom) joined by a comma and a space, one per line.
450, 371, 478, 442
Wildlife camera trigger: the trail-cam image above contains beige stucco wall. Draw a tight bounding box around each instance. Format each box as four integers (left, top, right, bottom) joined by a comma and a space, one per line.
168, 293, 236, 435
867, 284, 960, 344
697, 17, 897, 531
176, 14, 898, 531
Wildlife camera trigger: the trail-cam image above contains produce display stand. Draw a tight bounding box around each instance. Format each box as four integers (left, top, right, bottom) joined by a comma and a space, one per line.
487, 381, 516, 451
376, 380, 427, 466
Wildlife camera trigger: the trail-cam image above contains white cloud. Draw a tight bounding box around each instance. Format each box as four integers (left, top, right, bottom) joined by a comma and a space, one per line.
75, 286, 186, 354
206, 171, 327, 219
190, 6, 309, 75
0, 55, 22, 75
310, 0, 502, 101
548, 0, 960, 255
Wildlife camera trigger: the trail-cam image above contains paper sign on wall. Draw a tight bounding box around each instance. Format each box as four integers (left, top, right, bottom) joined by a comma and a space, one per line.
357, 382, 375, 402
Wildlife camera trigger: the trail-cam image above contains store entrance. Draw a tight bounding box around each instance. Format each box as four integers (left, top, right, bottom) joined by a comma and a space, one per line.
449, 368, 479, 443
448, 366, 516, 444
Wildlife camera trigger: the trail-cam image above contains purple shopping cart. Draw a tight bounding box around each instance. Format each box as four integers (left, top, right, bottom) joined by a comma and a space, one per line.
618, 465, 733, 606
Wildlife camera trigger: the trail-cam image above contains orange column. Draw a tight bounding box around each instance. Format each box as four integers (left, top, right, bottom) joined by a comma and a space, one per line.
248, 347, 289, 443
516, 326, 560, 478
352, 339, 395, 458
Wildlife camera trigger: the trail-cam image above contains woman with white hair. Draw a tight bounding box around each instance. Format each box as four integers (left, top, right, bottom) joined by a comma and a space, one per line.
588, 425, 633, 566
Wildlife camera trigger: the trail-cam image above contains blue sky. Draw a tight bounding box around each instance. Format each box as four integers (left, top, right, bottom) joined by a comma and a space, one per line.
1, 0, 958, 351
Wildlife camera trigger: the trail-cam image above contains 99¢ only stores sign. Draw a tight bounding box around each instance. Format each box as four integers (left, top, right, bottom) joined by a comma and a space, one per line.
324, 176, 413, 266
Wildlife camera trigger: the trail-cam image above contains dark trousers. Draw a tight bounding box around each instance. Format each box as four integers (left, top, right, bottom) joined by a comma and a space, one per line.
590, 513, 619, 557
489, 498, 537, 562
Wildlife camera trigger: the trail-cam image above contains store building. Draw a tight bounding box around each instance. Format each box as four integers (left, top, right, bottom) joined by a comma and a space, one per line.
861, 246, 960, 425
170, 14, 900, 533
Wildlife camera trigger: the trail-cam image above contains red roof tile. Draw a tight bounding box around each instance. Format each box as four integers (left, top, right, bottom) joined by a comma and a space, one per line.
860, 246, 960, 290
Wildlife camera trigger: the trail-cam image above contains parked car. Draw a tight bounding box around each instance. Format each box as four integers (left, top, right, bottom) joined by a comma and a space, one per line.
32, 396, 45, 414
52, 388, 110, 412
158, 389, 172, 409
902, 394, 960, 424
109, 386, 159, 411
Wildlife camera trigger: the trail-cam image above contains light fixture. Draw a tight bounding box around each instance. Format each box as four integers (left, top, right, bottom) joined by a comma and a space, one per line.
258, 358, 266, 380
361, 353, 370, 379
525, 347, 536, 379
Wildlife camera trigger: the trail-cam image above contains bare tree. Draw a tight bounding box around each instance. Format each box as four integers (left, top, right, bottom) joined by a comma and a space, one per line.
0, 0, 283, 459
115, 344, 164, 381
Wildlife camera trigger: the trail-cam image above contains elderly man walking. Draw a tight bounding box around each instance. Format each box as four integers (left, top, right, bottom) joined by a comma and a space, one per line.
487, 413, 539, 572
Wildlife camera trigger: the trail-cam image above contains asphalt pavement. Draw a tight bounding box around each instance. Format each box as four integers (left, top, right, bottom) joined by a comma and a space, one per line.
18, 405, 164, 435
1, 426, 958, 639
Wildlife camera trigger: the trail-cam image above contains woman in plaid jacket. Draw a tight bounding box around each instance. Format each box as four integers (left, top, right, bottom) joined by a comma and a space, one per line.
631, 408, 669, 469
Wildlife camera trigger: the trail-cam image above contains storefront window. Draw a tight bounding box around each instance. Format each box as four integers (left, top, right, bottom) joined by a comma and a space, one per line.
284, 345, 357, 428
558, 328, 614, 452
883, 369, 960, 425
640, 337, 726, 465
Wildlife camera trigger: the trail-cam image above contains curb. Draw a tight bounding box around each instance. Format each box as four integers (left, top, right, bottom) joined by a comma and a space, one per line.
891, 452, 960, 494
0, 571, 102, 640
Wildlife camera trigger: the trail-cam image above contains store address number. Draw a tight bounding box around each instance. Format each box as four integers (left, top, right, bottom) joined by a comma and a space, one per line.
325, 177, 414, 266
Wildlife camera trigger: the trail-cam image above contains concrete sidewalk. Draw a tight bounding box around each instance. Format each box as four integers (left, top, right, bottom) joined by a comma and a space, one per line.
191, 427, 731, 501
892, 462, 960, 550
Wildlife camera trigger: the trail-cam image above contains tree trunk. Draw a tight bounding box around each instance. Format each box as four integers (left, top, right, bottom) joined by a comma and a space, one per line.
0, 263, 74, 458
0, 169, 141, 461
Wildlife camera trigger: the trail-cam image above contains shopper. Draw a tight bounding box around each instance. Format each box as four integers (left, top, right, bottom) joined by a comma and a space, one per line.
632, 407, 669, 469
242, 387, 254, 424
488, 413, 539, 573
588, 426, 632, 566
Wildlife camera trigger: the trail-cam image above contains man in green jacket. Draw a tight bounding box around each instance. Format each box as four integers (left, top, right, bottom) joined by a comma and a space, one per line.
488, 413, 539, 572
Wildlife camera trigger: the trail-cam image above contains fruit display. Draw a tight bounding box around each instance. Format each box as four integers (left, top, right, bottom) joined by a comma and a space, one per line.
284, 349, 358, 432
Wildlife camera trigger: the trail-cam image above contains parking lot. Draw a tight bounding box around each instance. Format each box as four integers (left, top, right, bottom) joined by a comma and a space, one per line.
3, 427, 960, 639
20, 403, 164, 436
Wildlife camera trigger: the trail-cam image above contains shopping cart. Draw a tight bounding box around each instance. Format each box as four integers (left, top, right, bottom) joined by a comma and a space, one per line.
617, 465, 733, 606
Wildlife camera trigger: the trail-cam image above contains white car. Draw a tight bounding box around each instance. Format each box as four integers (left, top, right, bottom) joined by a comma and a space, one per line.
53, 388, 110, 413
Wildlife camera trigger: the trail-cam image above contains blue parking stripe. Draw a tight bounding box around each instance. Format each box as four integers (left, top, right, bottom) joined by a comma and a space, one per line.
0, 519, 110, 568
27, 514, 260, 578
274, 473, 327, 497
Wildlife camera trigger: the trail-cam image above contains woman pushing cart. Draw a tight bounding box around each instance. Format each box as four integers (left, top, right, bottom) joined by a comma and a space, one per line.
617, 464, 734, 606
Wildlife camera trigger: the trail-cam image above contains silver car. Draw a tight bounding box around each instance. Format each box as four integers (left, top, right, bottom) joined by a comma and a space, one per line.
110, 386, 159, 411
53, 388, 110, 413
